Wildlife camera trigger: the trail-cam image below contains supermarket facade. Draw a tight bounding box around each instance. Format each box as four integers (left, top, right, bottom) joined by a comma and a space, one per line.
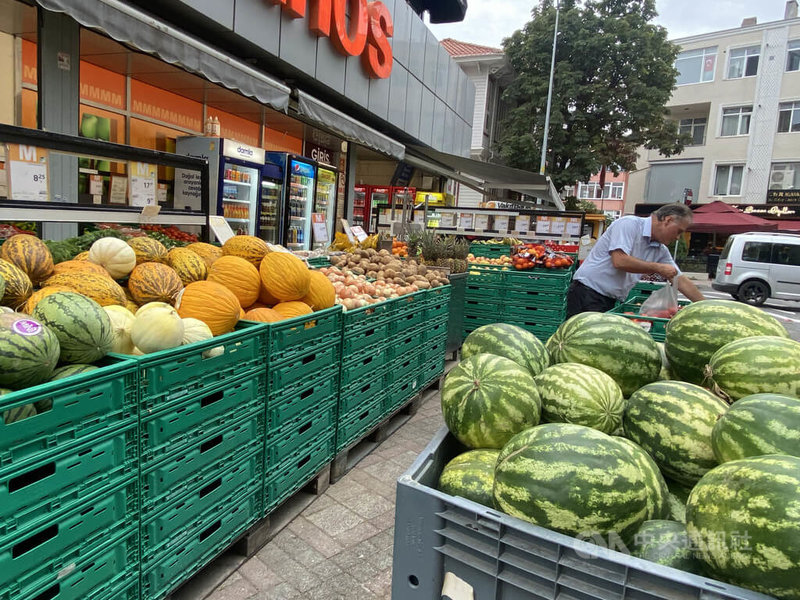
0, 0, 557, 243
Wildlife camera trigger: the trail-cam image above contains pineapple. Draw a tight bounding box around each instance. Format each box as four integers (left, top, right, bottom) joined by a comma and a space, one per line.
407, 232, 421, 258
419, 230, 439, 265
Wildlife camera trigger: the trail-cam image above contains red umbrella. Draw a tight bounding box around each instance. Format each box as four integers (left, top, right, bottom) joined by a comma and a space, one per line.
688, 202, 778, 233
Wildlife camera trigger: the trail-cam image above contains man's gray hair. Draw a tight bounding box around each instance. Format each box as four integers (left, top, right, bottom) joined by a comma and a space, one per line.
653, 203, 693, 222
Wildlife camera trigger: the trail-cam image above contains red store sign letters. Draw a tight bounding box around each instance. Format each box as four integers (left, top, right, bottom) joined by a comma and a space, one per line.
269, 0, 393, 79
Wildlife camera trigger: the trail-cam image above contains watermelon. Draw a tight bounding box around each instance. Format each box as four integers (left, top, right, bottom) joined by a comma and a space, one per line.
494, 423, 651, 543
50, 364, 100, 381
656, 341, 671, 380
615, 437, 670, 521
32, 291, 114, 364
441, 353, 541, 449
705, 336, 800, 402
461, 323, 549, 377
437, 449, 500, 508
0, 313, 59, 388
712, 393, 800, 462
664, 478, 693, 523
665, 299, 788, 385
546, 312, 661, 396
0, 387, 37, 424
631, 520, 703, 574
686, 455, 800, 599
623, 381, 728, 486
534, 362, 624, 434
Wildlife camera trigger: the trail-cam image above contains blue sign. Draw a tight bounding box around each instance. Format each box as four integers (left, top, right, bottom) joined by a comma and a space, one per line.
291, 160, 315, 179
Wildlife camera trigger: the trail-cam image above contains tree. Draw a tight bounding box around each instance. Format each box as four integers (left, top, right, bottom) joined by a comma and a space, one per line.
497, 0, 687, 192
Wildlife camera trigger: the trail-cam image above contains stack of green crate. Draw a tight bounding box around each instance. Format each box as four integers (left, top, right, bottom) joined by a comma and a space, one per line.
336, 299, 396, 452
263, 306, 342, 514
135, 322, 268, 600
0, 357, 140, 600
307, 255, 331, 269
463, 265, 509, 336
608, 295, 690, 342
418, 285, 450, 387
468, 242, 511, 258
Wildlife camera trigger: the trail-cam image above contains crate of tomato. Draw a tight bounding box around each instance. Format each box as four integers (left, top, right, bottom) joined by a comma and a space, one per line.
511, 243, 575, 271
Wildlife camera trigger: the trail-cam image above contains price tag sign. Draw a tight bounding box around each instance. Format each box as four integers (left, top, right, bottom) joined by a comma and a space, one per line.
109, 176, 127, 204
567, 218, 582, 237
350, 225, 368, 243
550, 217, 566, 236
474, 214, 490, 230
129, 162, 157, 207
515, 215, 530, 233
493, 215, 509, 232
536, 216, 551, 234
209, 215, 235, 244
459, 213, 474, 229
311, 213, 329, 243
157, 183, 168, 204
6, 144, 49, 201
89, 174, 104, 196
440, 212, 457, 228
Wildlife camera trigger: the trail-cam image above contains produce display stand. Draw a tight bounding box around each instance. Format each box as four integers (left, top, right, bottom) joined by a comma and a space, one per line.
608, 295, 691, 342
392, 426, 775, 600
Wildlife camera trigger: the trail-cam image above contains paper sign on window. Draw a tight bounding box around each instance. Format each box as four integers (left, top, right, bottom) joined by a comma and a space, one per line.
129, 162, 157, 207
6, 144, 49, 202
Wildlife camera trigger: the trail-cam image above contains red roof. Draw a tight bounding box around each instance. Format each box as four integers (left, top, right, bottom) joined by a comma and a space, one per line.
441, 38, 503, 57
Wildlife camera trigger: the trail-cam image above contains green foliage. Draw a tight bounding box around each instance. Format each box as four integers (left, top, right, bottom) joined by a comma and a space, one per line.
498, 0, 688, 192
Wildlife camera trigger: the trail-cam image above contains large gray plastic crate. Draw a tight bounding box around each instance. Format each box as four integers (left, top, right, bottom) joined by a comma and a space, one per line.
392, 426, 775, 600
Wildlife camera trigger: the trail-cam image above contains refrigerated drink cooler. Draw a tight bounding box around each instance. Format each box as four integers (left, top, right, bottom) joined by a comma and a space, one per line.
259, 163, 284, 244
314, 166, 338, 249
265, 152, 318, 252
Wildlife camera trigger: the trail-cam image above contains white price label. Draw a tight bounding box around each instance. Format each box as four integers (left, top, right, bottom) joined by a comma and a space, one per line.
89, 175, 104, 196
473, 214, 490, 230
312, 213, 329, 243
8, 161, 48, 201
130, 175, 156, 207
459, 213, 474, 229
109, 176, 127, 204
493, 215, 509, 232
350, 225, 368, 242
209, 215, 235, 244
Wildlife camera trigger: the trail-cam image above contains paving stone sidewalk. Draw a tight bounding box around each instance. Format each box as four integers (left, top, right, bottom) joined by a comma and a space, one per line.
180, 382, 446, 600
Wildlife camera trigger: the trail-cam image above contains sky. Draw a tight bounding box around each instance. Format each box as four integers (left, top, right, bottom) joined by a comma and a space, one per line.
427, 0, 795, 49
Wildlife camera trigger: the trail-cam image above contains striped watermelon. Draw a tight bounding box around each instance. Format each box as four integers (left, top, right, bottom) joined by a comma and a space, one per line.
664, 478, 693, 523
441, 353, 541, 449
494, 423, 651, 543
0, 274, 5, 303
534, 363, 624, 434
0, 387, 37, 424
686, 455, 800, 599
50, 364, 100, 381
438, 449, 500, 508
705, 336, 800, 402
32, 292, 114, 364
623, 381, 728, 486
461, 323, 549, 377
631, 520, 703, 574
665, 300, 788, 385
616, 437, 670, 521
546, 312, 661, 397
0, 313, 59, 388
712, 393, 800, 462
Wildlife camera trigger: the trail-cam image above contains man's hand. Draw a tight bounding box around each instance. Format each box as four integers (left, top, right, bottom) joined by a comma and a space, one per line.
655, 263, 679, 281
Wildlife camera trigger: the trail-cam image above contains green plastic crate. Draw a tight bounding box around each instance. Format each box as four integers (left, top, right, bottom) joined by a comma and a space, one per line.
385, 377, 419, 414
266, 401, 337, 467
423, 285, 451, 321
504, 304, 566, 326
306, 256, 331, 268
463, 298, 503, 318
466, 265, 508, 286
0, 478, 137, 591
340, 348, 389, 388
468, 243, 511, 258
0, 425, 137, 542
341, 298, 397, 333
140, 374, 265, 467
268, 341, 340, 392
387, 329, 425, 361
263, 304, 342, 365
421, 337, 446, 366
388, 308, 426, 336
503, 287, 567, 308
335, 396, 385, 453
418, 356, 445, 391
140, 412, 264, 512
266, 365, 339, 431
265, 434, 336, 513
0, 528, 138, 600
0, 356, 137, 475
464, 283, 505, 302
626, 280, 666, 301
341, 320, 389, 356
608, 295, 689, 341
462, 314, 501, 338
423, 316, 448, 344
387, 351, 423, 387
140, 452, 262, 558
118, 321, 268, 410
392, 289, 428, 319
505, 269, 573, 292
141, 488, 262, 600
339, 370, 390, 414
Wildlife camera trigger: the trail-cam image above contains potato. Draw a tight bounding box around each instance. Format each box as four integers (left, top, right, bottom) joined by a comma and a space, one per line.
416, 280, 431, 289
367, 270, 378, 278
418, 265, 427, 275
384, 268, 396, 279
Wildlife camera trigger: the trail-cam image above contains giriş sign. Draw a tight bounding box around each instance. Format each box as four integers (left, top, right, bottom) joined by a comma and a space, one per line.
269, 0, 393, 78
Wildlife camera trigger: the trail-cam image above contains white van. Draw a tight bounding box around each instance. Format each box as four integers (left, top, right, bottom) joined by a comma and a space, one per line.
713, 232, 800, 305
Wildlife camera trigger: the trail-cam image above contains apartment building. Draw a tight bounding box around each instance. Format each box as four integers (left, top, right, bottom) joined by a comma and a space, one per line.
626, 1, 800, 212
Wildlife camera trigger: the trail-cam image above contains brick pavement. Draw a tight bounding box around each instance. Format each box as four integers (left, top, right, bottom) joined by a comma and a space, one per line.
180, 381, 446, 600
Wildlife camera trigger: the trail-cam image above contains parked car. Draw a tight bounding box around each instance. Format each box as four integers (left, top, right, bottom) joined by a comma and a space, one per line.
713, 231, 800, 305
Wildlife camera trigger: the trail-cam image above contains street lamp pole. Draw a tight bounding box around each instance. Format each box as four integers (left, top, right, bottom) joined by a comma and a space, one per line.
539, 0, 560, 175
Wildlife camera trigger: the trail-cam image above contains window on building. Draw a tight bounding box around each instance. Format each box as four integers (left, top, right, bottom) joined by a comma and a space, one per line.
714, 164, 744, 196
720, 106, 752, 136
727, 46, 760, 78
787, 40, 800, 72
675, 46, 717, 85
778, 101, 800, 133
679, 117, 707, 145
576, 181, 624, 199
577, 182, 599, 199
769, 162, 800, 190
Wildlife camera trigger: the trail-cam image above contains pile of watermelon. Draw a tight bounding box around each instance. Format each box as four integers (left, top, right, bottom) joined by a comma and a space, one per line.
440, 304, 800, 600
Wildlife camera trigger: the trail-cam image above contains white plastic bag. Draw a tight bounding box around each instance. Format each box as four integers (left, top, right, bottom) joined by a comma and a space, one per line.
639, 282, 679, 318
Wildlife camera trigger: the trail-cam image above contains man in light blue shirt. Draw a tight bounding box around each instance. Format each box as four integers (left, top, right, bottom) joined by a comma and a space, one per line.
566, 203, 705, 318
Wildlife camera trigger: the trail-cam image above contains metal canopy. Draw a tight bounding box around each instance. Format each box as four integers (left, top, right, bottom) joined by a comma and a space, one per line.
36, 0, 291, 112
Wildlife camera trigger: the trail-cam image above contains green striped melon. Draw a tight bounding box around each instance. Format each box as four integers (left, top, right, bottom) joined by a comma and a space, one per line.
623, 381, 728, 486
686, 455, 800, 599
494, 423, 650, 543
665, 299, 788, 385
32, 292, 114, 364
546, 312, 660, 397
461, 323, 549, 377
616, 437, 670, 521
50, 364, 100, 381
534, 363, 624, 434
437, 449, 500, 508
712, 393, 800, 462
631, 520, 703, 574
0, 313, 59, 388
664, 478, 693, 523
441, 353, 541, 449
656, 342, 672, 380
705, 336, 800, 402
0, 387, 37, 424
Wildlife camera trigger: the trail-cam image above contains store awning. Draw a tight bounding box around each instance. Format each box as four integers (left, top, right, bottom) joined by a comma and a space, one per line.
295, 91, 405, 160
404, 145, 565, 210
688, 201, 778, 233
36, 0, 291, 112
